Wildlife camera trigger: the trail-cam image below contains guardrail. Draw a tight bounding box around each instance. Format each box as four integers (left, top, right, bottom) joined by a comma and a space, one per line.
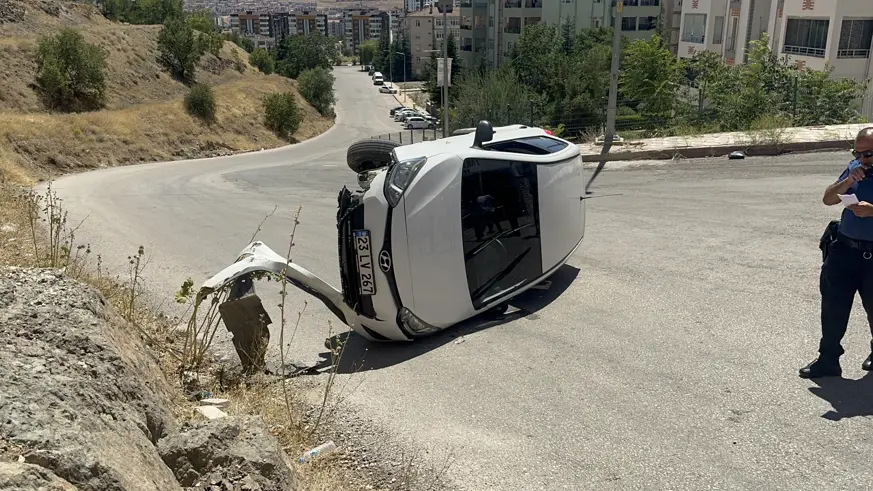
369, 126, 442, 145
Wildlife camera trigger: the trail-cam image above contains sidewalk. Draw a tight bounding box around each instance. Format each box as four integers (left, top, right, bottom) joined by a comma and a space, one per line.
578, 123, 869, 162
392, 89, 422, 111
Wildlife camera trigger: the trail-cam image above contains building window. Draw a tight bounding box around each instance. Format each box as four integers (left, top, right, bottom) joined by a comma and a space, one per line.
621, 16, 636, 31
639, 0, 659, 5
712, 15, 724, 44
681, 13, 706, 43
638, 16, 657, 31
838, 19, 873, 58
783, 18, 829, 57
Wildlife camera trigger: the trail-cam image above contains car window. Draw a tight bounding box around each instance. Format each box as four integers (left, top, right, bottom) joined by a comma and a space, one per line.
484, 136, 569, 155
460, 158, 542, 309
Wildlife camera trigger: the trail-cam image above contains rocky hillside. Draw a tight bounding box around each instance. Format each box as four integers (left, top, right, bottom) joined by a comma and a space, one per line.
0, 0, 333, 184
0, 266, 306, 490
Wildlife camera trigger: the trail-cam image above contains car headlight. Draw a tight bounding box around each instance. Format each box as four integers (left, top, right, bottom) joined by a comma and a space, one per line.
384, 156, 427, 208
398, 307, 441, 335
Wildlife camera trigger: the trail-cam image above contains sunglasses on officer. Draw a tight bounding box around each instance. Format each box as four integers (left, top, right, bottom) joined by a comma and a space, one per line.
855, 149, 873, 159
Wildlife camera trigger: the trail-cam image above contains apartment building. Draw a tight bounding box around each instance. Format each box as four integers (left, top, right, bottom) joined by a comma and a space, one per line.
460, 0, 672, 69
677, 0, 773, 64
404, 8, 462, 76
290, 10, 328, 35
344, 10, 391, 54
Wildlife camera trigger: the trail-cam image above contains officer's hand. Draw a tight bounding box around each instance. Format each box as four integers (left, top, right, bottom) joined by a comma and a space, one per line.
848, 168, 867, 183
848, 201, 873, 217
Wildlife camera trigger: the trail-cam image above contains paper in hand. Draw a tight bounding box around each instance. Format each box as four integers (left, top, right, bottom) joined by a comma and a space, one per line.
839, 193, 860, 206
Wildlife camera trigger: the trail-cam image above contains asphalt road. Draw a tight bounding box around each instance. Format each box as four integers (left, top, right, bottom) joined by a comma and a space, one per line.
47, 66, 873, 490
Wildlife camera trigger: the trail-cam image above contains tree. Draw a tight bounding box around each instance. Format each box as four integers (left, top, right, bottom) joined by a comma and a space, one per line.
157, 16, 205, 81
34, 27, 108, 112
619, 34, 682, 116
100, 0, 182, 24
275, 33, 334, 79
297, 66, 336, 116
263, 92, 303, 139
186, 9, 213, 33
249, 48, 275, 74
359, 39, 378, 66
452, 65, 536, 128
184, 83, 216, 123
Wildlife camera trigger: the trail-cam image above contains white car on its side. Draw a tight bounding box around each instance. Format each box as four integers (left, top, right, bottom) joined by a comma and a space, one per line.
200, 121, 587, 342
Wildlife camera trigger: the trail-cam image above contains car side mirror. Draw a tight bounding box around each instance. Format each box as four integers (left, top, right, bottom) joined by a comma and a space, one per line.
472, 120, 495, 148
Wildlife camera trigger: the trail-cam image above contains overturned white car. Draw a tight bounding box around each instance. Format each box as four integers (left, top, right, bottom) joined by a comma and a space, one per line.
201, 121, 587, 345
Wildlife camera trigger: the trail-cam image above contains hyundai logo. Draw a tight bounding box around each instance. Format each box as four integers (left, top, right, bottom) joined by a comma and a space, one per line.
378, 250, 392, 272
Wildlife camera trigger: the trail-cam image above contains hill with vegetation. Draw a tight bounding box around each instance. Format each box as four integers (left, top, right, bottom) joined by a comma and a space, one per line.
0, 0, 337, 185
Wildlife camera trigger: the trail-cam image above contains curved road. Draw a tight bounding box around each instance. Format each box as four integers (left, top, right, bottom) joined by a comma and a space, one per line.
50, 66, 873, 490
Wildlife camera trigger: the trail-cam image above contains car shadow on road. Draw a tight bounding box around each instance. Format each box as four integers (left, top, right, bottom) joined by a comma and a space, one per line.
303, 264, 580, 374
807, 371, 873, 421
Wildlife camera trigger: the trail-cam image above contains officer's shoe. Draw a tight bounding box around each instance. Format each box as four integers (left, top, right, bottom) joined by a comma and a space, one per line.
863, 353, 873, 371
799, 357, 842, 379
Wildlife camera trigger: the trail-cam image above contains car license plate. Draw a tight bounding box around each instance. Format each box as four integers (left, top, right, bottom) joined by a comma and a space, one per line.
353, 230, 375, 295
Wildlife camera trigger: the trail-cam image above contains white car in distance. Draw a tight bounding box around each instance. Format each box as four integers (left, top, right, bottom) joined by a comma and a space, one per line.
405, 116, 434, 129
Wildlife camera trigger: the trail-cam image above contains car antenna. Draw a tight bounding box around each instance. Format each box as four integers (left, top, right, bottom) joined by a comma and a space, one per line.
471, 120, 494, 149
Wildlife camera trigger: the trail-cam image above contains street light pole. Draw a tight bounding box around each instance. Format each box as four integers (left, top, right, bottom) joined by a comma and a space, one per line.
437, 0, 451, 138
442, 8, 448, 137
605, 0, 622, 145
587, 0, 623, 195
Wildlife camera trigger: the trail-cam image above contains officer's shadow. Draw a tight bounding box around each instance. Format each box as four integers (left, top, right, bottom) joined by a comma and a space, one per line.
807, 371, 873, 421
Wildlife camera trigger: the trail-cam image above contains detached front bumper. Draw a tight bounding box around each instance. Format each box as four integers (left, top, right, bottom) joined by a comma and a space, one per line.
201, 240, 354, 329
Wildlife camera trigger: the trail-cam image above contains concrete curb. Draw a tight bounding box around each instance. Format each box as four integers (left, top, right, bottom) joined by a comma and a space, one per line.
579, 138, 855, 162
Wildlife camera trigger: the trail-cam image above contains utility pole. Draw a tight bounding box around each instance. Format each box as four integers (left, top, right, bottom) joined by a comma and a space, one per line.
605, 0, 622, 145
437, 0, 452, 138
587, 0, 622, 194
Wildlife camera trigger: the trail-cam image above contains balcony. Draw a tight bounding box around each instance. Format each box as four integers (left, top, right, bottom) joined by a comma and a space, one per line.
783, 45, 826, 58
837, 48, 871, 59
681, 33, 704, 44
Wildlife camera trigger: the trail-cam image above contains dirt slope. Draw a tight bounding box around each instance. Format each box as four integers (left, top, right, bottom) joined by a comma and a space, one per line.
0, 0, 334, 184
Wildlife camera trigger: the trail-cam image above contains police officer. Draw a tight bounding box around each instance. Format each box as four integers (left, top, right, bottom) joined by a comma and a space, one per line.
800, 127, 873, 378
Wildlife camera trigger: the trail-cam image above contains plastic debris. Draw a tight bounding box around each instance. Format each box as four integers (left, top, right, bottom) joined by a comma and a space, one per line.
298, 441, 337, 463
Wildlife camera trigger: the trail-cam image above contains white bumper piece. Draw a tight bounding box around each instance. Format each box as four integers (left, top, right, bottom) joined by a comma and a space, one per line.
200, 241, 357, 332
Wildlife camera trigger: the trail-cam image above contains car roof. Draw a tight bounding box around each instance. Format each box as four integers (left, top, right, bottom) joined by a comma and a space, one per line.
392, 124, 575, 162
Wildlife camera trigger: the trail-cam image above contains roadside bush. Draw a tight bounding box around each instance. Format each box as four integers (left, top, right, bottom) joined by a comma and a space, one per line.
297, 66, 335, 116
262, 92, 303, 139
184, 84, 216, 123
34, 27, 108, 112
157, 16, 205, 81
249, 48, 275, 75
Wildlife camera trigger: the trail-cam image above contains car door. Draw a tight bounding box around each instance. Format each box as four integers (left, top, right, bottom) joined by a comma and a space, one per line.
459, 157, 542, 310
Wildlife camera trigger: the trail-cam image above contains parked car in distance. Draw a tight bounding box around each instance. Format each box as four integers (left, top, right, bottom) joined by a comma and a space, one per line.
390, 105, 407, 116
394, 109, 416, 122
405, 116, 434, 129
372, 72, 383, 85
379, 83, 398, 94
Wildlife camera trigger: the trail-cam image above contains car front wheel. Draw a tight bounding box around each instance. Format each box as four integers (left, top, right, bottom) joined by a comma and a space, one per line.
346, 138, 402, 173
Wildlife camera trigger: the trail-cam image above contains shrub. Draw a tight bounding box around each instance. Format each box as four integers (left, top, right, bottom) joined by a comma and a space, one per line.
34, 27, 108, 112
157, 16, 205, 81
297, 66, 335, 116
263, 92, 303, 139
249, 48, 275, 75
184, 84, 216, 122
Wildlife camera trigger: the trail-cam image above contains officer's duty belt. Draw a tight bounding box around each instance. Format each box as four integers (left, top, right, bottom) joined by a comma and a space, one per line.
836, 233, 873, 253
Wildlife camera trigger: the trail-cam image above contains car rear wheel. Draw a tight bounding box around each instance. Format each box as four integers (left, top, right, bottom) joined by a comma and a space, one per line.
346, 138, 402, 173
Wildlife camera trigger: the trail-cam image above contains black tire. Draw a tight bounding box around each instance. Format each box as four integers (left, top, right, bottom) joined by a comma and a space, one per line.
346, 138, 402, 173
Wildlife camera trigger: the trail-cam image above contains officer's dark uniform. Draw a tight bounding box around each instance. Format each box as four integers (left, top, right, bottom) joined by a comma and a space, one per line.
801, 158, 873, 378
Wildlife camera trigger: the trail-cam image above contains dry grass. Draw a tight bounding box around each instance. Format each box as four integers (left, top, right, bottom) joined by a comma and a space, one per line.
0, 76, 333, 177
0, 179, 368, 490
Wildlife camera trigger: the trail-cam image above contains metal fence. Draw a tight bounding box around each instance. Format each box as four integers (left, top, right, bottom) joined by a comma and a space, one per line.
369, 126, 442, 145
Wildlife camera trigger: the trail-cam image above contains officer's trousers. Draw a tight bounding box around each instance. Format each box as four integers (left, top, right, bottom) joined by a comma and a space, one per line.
819, 238, 873, 360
